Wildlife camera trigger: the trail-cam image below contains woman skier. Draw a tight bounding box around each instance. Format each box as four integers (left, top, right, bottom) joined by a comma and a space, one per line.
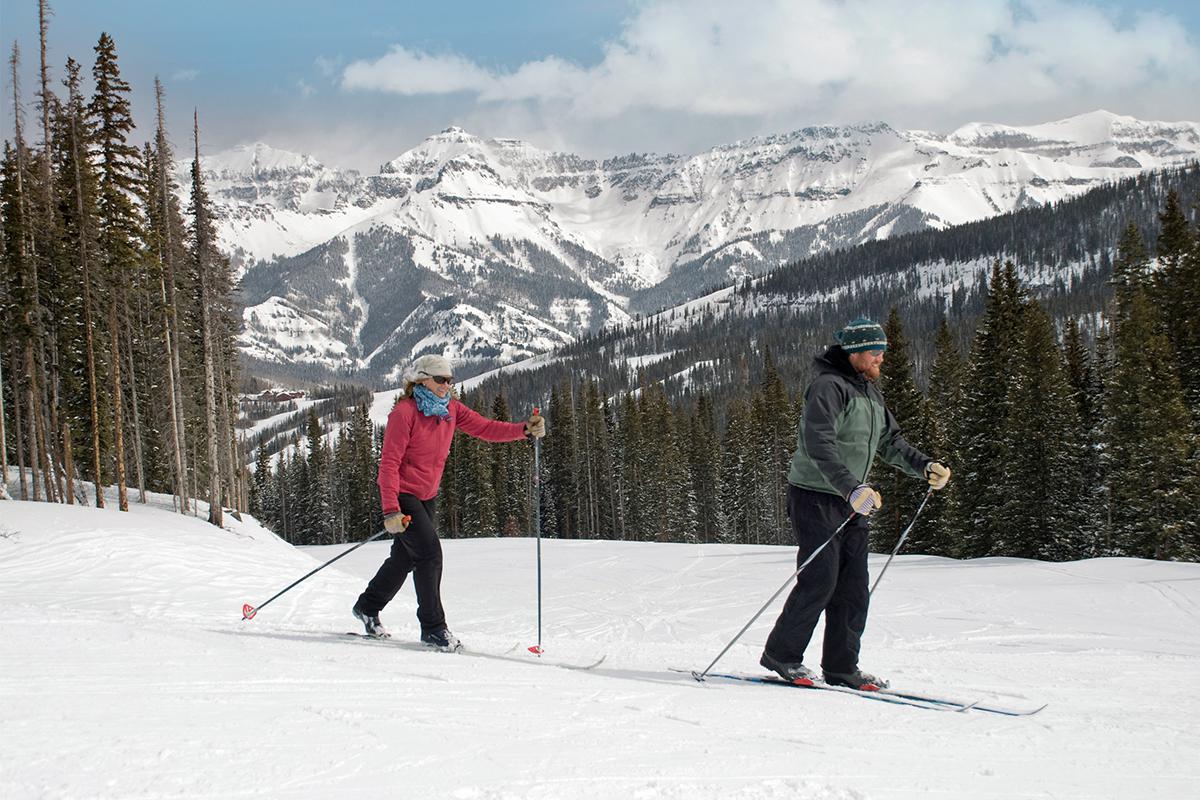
352, 354, 546, 650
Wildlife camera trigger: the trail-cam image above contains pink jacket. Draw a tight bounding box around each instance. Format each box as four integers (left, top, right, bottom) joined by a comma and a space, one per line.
377, 396, 528, 512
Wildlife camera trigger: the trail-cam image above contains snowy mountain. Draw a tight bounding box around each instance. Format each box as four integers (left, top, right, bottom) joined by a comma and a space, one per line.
186, 111, 1200, 380
4, 489, 1199, 797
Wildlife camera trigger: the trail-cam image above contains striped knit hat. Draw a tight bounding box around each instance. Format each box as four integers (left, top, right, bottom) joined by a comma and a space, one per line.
835, 318, 888, 353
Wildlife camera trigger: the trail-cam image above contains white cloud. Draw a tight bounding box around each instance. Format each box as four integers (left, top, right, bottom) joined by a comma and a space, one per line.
314, 55, 343, 79
338, 0, 1200, 126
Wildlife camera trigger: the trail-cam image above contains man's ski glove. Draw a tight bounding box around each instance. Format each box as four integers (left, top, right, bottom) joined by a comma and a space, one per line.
525, 412, 546, 439
384, 512, 411, 534
848, 484, 883, 516
924, 461, 951, 490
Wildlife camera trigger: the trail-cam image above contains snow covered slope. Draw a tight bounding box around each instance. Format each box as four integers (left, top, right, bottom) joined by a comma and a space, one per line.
2, 494, 1198, 798
192, 111, 1199, 378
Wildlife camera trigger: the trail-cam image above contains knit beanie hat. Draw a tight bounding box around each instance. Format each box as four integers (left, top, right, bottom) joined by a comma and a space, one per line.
405, 353, 454, 382
835, 318, 888, 353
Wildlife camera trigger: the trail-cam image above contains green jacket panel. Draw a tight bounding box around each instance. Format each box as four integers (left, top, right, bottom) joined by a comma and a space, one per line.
788, 346, 929, 498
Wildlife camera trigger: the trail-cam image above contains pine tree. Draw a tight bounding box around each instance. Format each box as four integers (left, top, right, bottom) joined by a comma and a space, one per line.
613, 392, 641, 540
545, 382, 577, 538
145, 78, 192, 512
637, 382, 694, 542
958, 262, 1025, 557
874, 308, 927, 554
1153, 190, 1195, 367
55, 57, 107, 507
996, 301, 1089, 560
1106, 289, 1194, 559
187, 111, 226, 526
458, 391, 497, 537
758, 348, 795, 544
90, 32, 144, 512
687, 393, 723, 542
720, 396, 754, 544
1062, 317, 1105, 555
910, 317, 965, 556
490, 394, 528, 536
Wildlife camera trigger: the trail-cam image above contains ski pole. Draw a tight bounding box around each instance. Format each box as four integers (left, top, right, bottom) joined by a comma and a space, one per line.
241, 517, 409, 621
868, 486, 935, 599
692, 509, 859, 681
528, 406, 544, 655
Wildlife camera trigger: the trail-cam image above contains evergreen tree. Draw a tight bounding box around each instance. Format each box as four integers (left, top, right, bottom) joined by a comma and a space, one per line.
545, 382, 577, 538
996, 302, 1089, 560
875, 308, 927, 554
490, 394, 529, 536
458, 391, 497, 537
90, 32, 143, 511
1106, 289, 1194, 559
1062, 317, 1106, 555
719, 396, 754, 544
958, 262, 1025, 557
758, 348, 795, 544
1153, 190, 1195, 373
910, 317, 965, 556
687, 393, 723, 542
638, 382, 695, 542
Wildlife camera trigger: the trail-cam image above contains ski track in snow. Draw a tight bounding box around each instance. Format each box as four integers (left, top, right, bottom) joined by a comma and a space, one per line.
1, 485, 1198, 799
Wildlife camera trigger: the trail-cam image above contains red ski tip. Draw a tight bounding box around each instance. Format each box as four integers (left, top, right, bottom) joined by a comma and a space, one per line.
858, 683, 881, 692
242, 603, 257, 620
533, 407, 540, 415
792, 677, 815, 686
527, 645, 543, 655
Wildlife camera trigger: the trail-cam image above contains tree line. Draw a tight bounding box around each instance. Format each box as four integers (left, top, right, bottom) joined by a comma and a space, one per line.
0, 2, 243, 525
250, 189, 1198, 562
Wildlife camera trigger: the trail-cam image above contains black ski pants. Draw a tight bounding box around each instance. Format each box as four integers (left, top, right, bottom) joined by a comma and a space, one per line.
356, 494, 446, 633
763, 485, 870, 674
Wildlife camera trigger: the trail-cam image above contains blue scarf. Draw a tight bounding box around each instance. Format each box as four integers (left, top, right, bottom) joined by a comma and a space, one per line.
413, 385, 451, 419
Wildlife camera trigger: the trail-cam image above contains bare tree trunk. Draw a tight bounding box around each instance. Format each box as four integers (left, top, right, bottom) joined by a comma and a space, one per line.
216, 340, 235, 512
36, 0, 65, 504
12, 351, 28, 500
67, 104, 105, 508
62, 418, 74, 504
24, 348, 40, 501
155, 80, 189, 513
108, 295, 128, 511
0, 352, 8, 490
194, 112, 222, 528
203, 314, 221, 526
159, 275, 184, 510
123, 311, 146, 503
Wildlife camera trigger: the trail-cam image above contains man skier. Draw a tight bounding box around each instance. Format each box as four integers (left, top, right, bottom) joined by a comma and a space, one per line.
760, 318, 951, 690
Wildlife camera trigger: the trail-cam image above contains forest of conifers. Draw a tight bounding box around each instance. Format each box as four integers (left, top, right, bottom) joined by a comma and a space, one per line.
249, 189, 1200, 562
0, 10, 244, 526
3, 5, 1197, 563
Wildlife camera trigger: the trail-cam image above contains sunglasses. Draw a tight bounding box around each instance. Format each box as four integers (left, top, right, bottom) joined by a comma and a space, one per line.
427, 375, 453, 385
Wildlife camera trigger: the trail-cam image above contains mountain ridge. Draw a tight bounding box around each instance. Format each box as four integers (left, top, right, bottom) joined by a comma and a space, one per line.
185, 111, 1200, 381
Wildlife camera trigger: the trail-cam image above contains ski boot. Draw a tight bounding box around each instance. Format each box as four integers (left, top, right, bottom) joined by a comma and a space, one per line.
420, 627, 463, 653
352, 603, 391, 639
823, 668, 889, 691
760, 652, 817, 685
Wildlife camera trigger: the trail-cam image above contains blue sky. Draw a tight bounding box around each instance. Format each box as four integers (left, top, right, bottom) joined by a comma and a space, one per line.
2, 0, 1198, 170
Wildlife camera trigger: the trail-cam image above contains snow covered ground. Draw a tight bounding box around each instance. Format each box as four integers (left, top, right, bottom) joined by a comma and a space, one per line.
1, 492, 1198, 799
